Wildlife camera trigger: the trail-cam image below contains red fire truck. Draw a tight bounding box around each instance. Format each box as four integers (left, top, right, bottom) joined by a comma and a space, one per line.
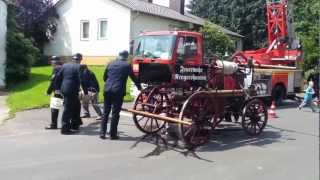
232, 0, 303, 105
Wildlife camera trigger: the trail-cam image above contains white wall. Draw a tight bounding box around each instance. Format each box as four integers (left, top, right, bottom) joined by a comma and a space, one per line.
131, 12, 185, 40
45, 0, 131, 57
0, 0, 7, 88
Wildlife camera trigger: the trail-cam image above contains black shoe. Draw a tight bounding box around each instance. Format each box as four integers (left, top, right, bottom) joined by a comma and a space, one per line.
45, 126, 58, 130
81, 114, 90, 118
110, 136, 119, 140
61, 130, 75, 135
71, 126, 80, 131
99, 135, 106, 139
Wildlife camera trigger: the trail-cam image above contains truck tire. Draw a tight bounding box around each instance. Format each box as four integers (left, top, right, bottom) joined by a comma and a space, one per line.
272, 85, 286, 106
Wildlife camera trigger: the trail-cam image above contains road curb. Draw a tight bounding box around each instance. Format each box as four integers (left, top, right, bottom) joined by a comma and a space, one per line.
0, 91, 9, 125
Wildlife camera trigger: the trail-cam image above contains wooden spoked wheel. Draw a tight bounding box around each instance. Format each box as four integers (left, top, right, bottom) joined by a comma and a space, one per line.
132, 88, 167, 134
241, 99, 268, 135
179, 92, 213, 147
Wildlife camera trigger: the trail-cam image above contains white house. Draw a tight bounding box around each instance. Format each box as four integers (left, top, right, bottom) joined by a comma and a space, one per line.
45, 0, 243, 65
0, 0, 7, 88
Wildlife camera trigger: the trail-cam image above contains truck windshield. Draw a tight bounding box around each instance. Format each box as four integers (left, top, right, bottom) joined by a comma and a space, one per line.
135, 35, 176, 60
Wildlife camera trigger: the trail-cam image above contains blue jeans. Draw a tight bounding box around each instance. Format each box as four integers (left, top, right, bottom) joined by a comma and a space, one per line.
299, 98, 318, 112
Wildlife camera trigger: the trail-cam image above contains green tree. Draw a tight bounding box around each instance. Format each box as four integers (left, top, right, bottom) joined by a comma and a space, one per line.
6, 4, 40, 86
188, 0, 267, 50
12, 0, 58, 52
189, 0, 320, 72
200, 22, 234, 58
292, 0, 320, 72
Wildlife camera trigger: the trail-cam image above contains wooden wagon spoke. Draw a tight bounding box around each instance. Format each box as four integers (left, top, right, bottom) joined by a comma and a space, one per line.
154, 118, 160, 128
189, 127, 197, 143
183, 126, 193, 137
137, 116, 144, 122
150, 118, 154, 131
244, 117, 252, 121
253, 123, 257, 134
244, 121, 252, 129
143, 118, 150, 130
256, 121, 262, 130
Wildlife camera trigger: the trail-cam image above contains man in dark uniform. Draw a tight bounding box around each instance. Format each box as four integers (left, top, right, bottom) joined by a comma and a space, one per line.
100, 50, 141, 139
55, 53, 87, 134
45, 56, 63, 130
80, 64, 103, 119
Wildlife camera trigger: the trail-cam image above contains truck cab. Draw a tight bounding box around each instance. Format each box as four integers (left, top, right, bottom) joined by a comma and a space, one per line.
132, 31, 204, 84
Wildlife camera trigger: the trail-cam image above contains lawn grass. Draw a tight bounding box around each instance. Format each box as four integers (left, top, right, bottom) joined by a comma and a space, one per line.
7, 66, 134, 115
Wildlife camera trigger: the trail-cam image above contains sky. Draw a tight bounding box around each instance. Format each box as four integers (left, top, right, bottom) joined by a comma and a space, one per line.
152, 0, 191, 7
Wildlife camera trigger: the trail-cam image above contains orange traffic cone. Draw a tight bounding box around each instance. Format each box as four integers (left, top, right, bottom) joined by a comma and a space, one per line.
268, 101, 278, 118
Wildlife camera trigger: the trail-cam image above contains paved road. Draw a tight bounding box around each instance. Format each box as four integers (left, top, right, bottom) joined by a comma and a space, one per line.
0, 101, 318, 180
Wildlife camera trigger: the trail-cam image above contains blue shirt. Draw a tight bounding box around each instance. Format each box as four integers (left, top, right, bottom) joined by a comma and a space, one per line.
304, 86, 315, 101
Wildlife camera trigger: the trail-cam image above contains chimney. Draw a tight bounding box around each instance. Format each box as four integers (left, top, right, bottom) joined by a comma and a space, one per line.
169, 0, 185, 15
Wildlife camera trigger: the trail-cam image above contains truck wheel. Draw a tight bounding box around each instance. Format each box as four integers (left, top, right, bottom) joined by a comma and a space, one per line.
272, 85, 285, 106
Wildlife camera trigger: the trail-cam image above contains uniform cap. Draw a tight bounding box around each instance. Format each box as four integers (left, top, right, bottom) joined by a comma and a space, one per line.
50, 56, 60, 61
119, 50, 129, 59
50, 56, 61, 65
72, 53, 83, 61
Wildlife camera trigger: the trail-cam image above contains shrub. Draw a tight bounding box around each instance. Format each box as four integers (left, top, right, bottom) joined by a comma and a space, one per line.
33, 55, 50, 67
6, 5, 40, 87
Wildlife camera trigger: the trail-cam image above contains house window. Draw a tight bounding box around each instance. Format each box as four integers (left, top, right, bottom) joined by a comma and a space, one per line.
80, 20, 90, 40
98, 19, 108, 39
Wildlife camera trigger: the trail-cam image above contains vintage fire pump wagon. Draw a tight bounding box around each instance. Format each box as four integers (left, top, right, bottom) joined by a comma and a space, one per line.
122, 0, 303, 148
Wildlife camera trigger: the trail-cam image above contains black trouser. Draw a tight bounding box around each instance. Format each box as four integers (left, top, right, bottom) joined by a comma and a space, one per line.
74, 96, 82, 127
49, 94, 63, 128
100, 92, 123, 137
50, 109, 59, 128
61, 94, 82, 132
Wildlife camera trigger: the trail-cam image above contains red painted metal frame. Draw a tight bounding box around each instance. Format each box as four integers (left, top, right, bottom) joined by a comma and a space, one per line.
266, 1, 288, 45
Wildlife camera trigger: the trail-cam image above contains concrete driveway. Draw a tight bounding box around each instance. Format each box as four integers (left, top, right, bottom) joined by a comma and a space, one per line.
0, 101, 318, 180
